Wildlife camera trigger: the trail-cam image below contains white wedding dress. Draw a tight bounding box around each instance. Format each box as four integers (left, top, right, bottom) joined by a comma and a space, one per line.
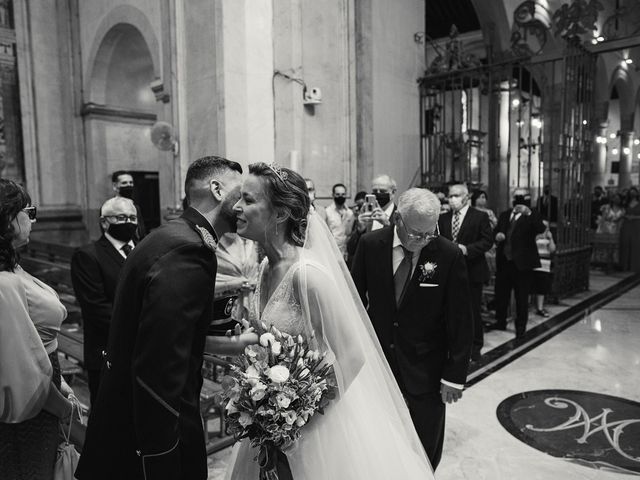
225, 213, 434, 480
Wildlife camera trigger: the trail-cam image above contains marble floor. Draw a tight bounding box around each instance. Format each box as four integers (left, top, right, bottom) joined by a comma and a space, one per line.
208, 272, 640, 479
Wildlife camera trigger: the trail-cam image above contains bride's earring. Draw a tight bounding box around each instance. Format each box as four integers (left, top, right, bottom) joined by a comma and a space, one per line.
275, 221, 279, 236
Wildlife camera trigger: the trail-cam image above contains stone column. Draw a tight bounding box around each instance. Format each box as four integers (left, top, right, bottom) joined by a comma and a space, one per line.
591, 123, 608, 188
619, 130, 633, 189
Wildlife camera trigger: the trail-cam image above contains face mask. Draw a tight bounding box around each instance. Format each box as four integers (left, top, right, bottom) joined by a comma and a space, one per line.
108, 223, 137, 242
119, 186, 134, 199
334, 196, 346, 206
375, 192, 390, 207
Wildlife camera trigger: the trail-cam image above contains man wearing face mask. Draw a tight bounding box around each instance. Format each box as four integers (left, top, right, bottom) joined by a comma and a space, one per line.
490, 189, 546, 338
347, 175, 398, 264
439, 184, 492, 361
112, 170, 147, 240
325, 183, 355, 259
70, 197, 139, 405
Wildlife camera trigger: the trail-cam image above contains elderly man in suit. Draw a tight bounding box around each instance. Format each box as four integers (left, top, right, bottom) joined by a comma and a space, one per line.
351, 187, 473, 469
76, 156, 258, 480
490, 189, 546, 338
70, 197, 138, 405
439, 184, 492, 360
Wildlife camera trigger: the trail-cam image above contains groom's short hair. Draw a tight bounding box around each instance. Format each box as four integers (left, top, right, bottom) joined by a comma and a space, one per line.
397, 188, 440, 221
185, 156, 242, 203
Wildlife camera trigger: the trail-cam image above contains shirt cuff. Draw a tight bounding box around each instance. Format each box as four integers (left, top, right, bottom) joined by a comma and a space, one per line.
441, 379, 464, 390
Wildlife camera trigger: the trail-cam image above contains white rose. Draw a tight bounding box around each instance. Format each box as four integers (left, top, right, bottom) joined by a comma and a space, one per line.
275, 392, 291, 409
295, 416, 306, 427
250, 382, 267, 401
260, 332, 276, 347
238, 412, 253, 427
267, 365, 290, 384
271, 341, 282, 356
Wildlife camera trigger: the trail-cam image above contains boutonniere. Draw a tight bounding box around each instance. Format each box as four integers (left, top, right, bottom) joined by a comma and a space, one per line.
195, 225, 218, 252
419, 261, 437, 282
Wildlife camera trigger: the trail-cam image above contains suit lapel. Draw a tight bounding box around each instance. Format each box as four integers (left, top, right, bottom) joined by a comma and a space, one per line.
377, 228, 397, 309
398, 239, 438, 310
456, 207, 474, 240
440, 211, 452, 240
97, 235, 125, 267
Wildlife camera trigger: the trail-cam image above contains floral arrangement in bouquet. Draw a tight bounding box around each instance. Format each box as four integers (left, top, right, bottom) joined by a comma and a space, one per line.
222, 324, 337, 480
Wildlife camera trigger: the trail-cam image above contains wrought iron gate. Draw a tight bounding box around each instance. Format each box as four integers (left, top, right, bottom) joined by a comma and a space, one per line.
418, 42, 595, 296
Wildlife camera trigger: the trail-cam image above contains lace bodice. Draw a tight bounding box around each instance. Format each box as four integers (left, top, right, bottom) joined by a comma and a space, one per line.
250, 258, 309, 338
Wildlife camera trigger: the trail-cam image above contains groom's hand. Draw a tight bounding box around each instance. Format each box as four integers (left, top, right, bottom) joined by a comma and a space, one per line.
440, 384, 463, 404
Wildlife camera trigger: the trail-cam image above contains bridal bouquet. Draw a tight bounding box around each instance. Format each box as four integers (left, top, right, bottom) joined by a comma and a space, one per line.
222, 324, 337, 480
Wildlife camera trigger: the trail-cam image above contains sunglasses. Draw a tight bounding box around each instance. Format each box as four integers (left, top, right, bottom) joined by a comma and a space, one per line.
22, 206, 37, 221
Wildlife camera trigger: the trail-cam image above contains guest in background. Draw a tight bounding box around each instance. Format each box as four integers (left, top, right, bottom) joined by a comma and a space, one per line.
347, 174, 397, 261
305, 178, 327, 221
439, 184, 492, 360
620, 186, 640, 272
490, 189, 546, 338
593, 193, 625, 267
112, 170, 147, 240
591, 186, 608, 230
471, 190, 498, 229
352, 190, 367, 216
471, 189, 498, 294
70, 197, 138, 406
533, 220, 556, 317
536, 185, 558, 226
0, 179, 74, 480
325, 183, 356, 260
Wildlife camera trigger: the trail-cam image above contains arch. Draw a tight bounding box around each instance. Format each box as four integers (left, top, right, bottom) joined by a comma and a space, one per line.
609, 65, 635, 129
84, 5, 160, 103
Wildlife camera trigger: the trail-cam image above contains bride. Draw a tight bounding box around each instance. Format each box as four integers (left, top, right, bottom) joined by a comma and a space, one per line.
225, 162, 434, 479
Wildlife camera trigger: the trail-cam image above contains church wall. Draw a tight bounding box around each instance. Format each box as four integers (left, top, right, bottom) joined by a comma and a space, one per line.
368, 0, 425, 193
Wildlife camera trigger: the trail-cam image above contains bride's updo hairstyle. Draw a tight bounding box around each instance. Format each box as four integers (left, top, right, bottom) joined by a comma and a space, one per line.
249, 162, 310, 246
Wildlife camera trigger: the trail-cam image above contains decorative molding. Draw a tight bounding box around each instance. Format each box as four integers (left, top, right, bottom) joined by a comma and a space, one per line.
425, 25, 481, 75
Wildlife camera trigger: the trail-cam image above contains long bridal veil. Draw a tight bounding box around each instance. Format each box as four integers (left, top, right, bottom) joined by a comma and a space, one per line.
285, 211, 434, 479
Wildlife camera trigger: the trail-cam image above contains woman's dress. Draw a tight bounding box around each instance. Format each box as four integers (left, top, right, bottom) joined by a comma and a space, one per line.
0, 266, 67, 479
619, 202, 640, 272
225, 252, 434, 480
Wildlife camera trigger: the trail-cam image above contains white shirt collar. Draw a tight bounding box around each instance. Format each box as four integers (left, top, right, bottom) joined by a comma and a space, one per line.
393, 226, 403, 249
105, 232, 135, 256
454, 203, 470, 218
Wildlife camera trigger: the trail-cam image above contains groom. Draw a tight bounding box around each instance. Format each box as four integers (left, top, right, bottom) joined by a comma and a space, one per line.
351, 187, 473, 469
76, 156, 256, 480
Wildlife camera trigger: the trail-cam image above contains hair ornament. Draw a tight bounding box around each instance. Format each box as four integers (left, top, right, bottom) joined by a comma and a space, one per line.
267, 163, 289, 183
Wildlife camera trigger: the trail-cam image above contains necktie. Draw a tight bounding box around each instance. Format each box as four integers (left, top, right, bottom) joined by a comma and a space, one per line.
504, 214, 517, 260
394, 246, 413, 306
121, 244, 133, 257
452, 211, 461, 242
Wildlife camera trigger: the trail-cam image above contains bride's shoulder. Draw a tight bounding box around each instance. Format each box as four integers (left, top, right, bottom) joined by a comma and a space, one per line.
292, 258, 331, 288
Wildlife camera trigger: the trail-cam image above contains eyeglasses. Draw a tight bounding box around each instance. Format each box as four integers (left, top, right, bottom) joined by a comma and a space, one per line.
22, 206, 37, 221
103, 214, 138, 223
397, 214, 439, 242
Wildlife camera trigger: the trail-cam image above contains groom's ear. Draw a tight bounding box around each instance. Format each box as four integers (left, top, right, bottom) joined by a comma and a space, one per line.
210, 180, 223, 202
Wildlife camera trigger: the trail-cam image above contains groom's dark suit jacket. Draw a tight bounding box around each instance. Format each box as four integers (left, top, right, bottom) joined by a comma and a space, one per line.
351, 227, 473, 395
76, 208, 218, 480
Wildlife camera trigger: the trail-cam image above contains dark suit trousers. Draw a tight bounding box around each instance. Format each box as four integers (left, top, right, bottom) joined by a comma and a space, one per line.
470, 281, 483, 352
495, 260, 532, 335
405, 391, 446, 470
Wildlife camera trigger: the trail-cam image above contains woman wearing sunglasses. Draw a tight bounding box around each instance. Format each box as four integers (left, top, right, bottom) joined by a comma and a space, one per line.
0, 179, 74, 479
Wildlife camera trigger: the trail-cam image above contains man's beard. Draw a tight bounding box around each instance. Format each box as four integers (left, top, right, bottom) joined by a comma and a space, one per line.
219, 197, 238, 232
